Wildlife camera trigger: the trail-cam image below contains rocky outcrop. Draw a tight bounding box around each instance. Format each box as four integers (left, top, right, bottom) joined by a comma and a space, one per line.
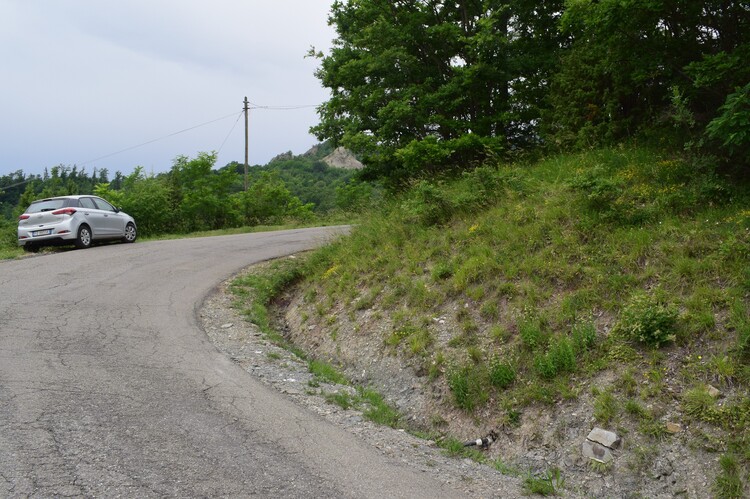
322, 147, 364, 170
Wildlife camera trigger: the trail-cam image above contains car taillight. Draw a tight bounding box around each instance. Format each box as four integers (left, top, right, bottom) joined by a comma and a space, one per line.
18, 214, 30, 220
52, 208, 77, 216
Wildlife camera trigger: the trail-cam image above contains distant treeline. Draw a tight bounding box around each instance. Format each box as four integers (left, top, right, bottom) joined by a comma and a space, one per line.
0, 144, 376, 236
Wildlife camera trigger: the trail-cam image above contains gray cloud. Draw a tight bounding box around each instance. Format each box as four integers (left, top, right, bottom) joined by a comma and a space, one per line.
0, 0, 334, 176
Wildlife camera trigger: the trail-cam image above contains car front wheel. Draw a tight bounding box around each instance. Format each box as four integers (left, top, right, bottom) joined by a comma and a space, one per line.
123, 223, 137, 243
75, 225, 92, 249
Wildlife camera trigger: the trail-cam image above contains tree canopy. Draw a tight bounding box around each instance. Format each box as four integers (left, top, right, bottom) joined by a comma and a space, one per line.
312, 0, 750, 183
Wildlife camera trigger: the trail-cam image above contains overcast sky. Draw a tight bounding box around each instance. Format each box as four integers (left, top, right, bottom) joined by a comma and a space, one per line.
0, 0, 336, 178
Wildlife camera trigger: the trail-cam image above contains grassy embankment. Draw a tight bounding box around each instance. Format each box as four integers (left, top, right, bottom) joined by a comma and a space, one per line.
234, 147, 750, 495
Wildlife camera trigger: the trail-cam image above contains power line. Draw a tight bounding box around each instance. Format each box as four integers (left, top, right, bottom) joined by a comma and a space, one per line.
247, 101, 319, 111
76, 103, 317, 167
78, 111, 242, 166
0, 178, 35, 190
216, 111, 244, 155
3, 100, 321, 181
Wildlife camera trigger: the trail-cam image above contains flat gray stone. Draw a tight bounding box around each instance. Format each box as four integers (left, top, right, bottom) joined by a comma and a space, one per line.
582, 440, 613, 463
587, 428, 621, 449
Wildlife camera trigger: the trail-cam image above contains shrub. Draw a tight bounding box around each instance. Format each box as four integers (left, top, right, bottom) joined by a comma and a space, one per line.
534, 354, 558, 380
0, 218, 16, 249
569, 170, 624, 213
706, 82, 750, 165
682, 385, 716, 420
400, 180, 455, 226
615, 292, 678, 347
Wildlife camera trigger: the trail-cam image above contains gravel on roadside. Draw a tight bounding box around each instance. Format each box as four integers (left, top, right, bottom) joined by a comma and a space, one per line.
199, 268, 524, 498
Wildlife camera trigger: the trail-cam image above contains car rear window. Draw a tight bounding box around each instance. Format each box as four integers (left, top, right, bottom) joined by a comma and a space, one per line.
79, 197, 97, 209
26, 198, 78, 213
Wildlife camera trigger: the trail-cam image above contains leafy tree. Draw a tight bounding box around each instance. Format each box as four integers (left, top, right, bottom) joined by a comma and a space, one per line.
312, 0, 563, 185
235, 171, 314, 225
705, 82, 750, 165
546, 0, 749, 161
335, 178, 376, 212
168, 153, 241, 232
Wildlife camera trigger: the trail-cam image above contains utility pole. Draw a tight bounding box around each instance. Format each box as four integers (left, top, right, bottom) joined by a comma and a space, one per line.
243, 96, 249, 191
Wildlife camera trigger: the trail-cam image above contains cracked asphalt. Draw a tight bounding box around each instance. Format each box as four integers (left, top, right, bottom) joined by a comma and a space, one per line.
0, 228, 471, 498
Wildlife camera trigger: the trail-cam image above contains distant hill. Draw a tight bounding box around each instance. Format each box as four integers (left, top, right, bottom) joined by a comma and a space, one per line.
229, 143, 362, 213
274, 144, 364, 171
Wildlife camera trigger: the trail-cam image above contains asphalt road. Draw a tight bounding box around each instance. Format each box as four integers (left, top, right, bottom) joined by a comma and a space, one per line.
0, 228, 470, 498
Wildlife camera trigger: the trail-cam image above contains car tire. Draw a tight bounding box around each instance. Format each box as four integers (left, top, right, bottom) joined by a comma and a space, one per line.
22, 243, 39, 253
123, 223, 137, 243
75, 225, 92, 249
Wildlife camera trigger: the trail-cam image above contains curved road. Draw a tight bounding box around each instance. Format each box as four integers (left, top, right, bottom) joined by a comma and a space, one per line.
0, 228, 470, 498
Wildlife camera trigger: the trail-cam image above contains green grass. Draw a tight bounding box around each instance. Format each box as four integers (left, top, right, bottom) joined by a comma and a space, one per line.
359, 388, 401, 427
523, 468, 565, 496
715, 454, 745, 499
438, 436, 487, 461
299, 146, 749, 396
0, 246, 22, 259
309, 359, 348, 385
321, 386, 402, 428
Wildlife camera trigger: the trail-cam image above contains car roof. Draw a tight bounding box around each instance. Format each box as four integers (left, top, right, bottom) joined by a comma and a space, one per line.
32, 195, 96, 202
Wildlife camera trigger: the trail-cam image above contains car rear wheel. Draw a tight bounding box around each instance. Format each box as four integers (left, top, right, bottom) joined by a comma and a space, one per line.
22, 243, 39, 253
123, 223, 137, 243
75, 225, 92, 249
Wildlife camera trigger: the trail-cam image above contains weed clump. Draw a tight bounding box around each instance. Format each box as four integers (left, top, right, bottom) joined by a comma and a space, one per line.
714, 453, 745, 498
489, 357, 516, 389
447, 363, 489, 411
615, 292, 678, 348
535, 336, 576, 380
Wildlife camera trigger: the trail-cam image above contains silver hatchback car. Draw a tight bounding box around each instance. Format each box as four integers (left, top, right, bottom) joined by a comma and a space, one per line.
18, 195, 137, 251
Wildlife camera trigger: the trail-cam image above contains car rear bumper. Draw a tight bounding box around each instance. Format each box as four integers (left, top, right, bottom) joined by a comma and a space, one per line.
18, 230, 77, 246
